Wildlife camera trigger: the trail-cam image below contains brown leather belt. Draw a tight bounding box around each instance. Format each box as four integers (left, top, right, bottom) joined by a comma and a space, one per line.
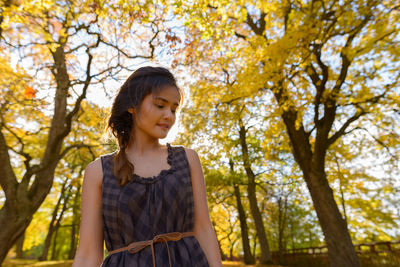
108, 231, 195, 267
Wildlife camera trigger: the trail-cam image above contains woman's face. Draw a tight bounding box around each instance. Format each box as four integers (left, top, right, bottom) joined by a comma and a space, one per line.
132, 85, 180, 140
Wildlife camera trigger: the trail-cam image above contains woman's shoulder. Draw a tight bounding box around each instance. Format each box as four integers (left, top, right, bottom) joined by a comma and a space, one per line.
83, 158, 103, 188
169, 144, 197, 157
183, 147, 198, 159
99, 151, 118, 160
87, 151, 118, 175
171, 145, 201, 168
85, 157, 102, 172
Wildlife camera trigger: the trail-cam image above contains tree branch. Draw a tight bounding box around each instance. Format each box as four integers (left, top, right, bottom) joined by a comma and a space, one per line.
316, 13, 373, 160
272, 85, 313, 172
0, 0, 13, 40
332, 13, 372, 97
234, 31, 247, 40
2, 125, 35, 180
360, 126, 399, 160
245, 8, 266, 36
58, 143, 97, 161
98, 21, 160, 61
0, 127, 18, 199
327, 110, 367, 147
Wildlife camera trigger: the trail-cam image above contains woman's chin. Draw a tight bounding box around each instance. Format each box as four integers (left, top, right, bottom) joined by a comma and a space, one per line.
152, 132, 168, 139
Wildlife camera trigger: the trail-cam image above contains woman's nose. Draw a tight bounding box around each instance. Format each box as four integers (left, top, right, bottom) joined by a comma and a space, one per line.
163, 109, 174, 120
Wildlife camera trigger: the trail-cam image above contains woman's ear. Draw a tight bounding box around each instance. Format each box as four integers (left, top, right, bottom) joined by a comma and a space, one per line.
128, 107, 135, 114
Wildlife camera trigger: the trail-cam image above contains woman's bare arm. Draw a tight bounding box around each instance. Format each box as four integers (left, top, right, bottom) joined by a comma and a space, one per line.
72, 158, 104, 267
185, 148, 223, 267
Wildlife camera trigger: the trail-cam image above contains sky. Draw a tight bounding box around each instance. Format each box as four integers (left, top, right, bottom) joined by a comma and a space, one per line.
3, 1, 399, 241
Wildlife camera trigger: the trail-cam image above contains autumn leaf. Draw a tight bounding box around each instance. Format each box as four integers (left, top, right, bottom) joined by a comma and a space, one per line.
23, 86, 36, 99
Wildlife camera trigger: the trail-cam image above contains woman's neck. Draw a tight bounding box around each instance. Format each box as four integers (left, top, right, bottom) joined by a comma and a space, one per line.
125, 136, 162, 156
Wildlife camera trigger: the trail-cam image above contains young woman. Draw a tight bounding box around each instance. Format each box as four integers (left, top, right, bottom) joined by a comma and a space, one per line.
72, 66, 222, 267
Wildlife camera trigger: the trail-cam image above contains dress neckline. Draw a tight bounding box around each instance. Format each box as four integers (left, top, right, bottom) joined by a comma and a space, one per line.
130, 143, 174, 184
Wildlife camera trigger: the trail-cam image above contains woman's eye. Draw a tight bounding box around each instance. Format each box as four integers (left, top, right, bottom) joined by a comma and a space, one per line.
156, 104, 164, 109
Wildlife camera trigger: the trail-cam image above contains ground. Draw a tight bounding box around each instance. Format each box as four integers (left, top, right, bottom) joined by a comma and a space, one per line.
2, 259, 284, 267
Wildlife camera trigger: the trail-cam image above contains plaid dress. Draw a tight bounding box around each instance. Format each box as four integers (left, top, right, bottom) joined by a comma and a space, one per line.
100, 143, 209, 267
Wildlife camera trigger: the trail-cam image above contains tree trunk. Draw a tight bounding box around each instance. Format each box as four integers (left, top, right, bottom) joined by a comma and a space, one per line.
238, 123, 273, 264
39, 182, 67, 261
211, 220, 226, 261
15, 231, 25, 259
233, 184, 255, 264
229, 158, 254, 264
217, 237, 225, 261
51, 227, 59, 260
278, 196, 288, 265
68, 220, 77, 260
272, 87, 360, 267
0, 41, 94, 264
246, 180, 272, 264
51, 185, 72, 260
68, 183, 81, 259
290, 222, 295, 250
252, 232, 257, 262
0, 201, 33, 262
335, 157, 348, 224
304, 169, 359, 266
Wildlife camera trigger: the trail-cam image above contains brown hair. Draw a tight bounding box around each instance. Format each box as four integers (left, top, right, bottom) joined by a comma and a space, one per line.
107, 66, 181, 186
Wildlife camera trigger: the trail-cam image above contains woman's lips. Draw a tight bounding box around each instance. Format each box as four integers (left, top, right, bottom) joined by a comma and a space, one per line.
157, 123, 169, 130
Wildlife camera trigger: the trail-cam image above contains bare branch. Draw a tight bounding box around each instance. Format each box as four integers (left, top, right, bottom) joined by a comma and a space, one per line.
318, 13, 374, 158
329, 89, 390, 149
245, 8, 266, 37
327, 110, 367, 147
234, 31, 247, 40
332, 13, 372, 97
360, 127, 398, 160
98, 21, 160, 61
25, 126, 50, 136
55, 43, 98, 146
58, 143, 97, 161
284, 1, 292, 33
2, 125, 33, 173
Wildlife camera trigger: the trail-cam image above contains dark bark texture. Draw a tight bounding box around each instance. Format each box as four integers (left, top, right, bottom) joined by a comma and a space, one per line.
238, 123, 273, 264
233, 184, 255, 264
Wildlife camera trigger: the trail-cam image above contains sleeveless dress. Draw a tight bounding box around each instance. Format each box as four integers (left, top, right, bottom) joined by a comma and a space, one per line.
100, 143, 210, 267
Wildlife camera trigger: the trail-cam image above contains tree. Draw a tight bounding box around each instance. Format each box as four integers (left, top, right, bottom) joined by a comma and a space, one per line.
39, 179, 69, 261
230, 159, 255, 264
326, 139, 399, 242
174, 0, 400, 266
0, 0, 174, 262
177, 88, 278, 262
238, 117, 273, 264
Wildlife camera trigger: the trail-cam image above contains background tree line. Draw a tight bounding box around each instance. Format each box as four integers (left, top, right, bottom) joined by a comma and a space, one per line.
0, 0, 399, 266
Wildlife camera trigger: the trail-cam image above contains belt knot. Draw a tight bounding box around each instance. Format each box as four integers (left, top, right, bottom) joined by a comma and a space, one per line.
108, 231, 195, 267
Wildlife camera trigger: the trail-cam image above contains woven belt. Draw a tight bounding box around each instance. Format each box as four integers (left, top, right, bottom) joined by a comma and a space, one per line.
108, 231, 195, 267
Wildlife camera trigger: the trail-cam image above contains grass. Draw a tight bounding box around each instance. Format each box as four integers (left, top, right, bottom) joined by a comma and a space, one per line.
3, 259, 284, 267
2, 259, 73, 267
221, 261, 284, 267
